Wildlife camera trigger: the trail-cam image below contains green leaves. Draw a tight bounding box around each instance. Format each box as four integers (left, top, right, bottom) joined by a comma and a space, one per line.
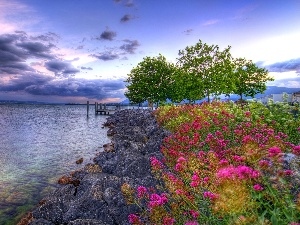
176, 40, 233, 102
125, 39, 272, 104
231, 58, 274, 100
125, 54, 174, 104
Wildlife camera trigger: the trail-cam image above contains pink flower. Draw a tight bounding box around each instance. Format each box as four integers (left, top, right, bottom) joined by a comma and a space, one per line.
203, 177, 209, 183
268, 146, 282, 158
259, 159, 270, 169
203, 191, 217, 200
175, 163, 184, 171
150, 156, 163, 170
128, 214, 141, 224
190, 210, 200, 218
217, 165, 260, 180
219, 159, 229, 167
163, 217, 175, 225
148, 193, 168, 208
253, 184, 264, 191
284, 170, 293, 176
190, 173, 200, 188
137, 186, 147, 198
293, 145, 300, 156
177, 156, 187, 163
245, 111, 251, 117
233, 155, 244, 162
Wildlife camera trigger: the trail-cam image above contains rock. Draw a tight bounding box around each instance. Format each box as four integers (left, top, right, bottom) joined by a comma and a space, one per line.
103, 143, 114, 152
76, 158, 84, 164
28, 109, 168, 225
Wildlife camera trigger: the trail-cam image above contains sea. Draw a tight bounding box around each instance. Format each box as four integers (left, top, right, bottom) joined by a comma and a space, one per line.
0, 104, 111, 225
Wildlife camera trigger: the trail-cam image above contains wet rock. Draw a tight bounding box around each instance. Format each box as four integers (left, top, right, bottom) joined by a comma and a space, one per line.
29, 109, 168, 225
76, 158, 84, 164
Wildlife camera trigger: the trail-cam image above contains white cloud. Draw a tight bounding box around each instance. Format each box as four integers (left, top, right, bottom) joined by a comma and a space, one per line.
0, 0, 37, 34
202, 19, 220, 26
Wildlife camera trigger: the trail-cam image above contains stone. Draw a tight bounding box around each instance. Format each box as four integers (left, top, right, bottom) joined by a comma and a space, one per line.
28, 109, 168, 225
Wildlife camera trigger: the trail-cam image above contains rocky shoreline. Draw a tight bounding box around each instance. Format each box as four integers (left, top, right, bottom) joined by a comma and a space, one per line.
22, 109, 168, 225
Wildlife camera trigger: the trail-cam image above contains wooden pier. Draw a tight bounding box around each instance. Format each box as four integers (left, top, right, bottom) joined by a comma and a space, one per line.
94, 102, 120, 115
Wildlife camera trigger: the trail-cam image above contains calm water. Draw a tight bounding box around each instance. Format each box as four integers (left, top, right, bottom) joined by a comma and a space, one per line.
0, 104, 110, 225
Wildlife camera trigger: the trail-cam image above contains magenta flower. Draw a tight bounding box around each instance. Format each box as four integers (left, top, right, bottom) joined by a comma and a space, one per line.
259, 159, 270, 169
190, 173, 200, 187
177, 156, 187, 163
190, 210, 200, 218
293, 145, 300, 156
268, 146, 282, 158
148, 193, 168, 208
137, 186, 148, 198
284, 170, 293, 176
245, 111, 251, 117
217, 165, 260, 180
128, 214, 141, 224
203, 191, 217, 200
253, 184, 264, 191
163, 217, 175, 225
150, 156, 163, 170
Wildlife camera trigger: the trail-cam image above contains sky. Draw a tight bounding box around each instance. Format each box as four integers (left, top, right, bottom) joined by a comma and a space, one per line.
0, 0, 300, 103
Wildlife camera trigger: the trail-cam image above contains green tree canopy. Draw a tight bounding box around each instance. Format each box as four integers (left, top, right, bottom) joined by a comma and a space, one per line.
125, 54, 174, 105
231, 58, 274, 100
176, 40, 233, 102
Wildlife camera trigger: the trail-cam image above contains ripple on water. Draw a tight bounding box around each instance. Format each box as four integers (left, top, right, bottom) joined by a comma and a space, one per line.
0, 104, 110, 224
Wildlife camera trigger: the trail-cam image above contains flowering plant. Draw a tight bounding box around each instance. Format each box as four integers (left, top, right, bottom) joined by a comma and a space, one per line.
123, 102, 300, 224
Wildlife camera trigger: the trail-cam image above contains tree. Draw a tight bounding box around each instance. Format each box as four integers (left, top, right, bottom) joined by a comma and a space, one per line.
125, 54, 174, 105
231, 58, 274, 100
176, 40, 233, 102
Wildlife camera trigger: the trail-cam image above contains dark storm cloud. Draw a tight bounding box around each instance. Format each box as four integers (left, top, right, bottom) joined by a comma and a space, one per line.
24, 78, 125, 99
120, 14, 133, 23
120, 39, 140, 54
0, 72, 53, 92
0, 32, 57, 76
266, 58, 300, 74
45, 59, 80, 77
16, 41, 55, 59
81, 66, 93, 70
90, 52, 119, 61
97, 29, 117, 41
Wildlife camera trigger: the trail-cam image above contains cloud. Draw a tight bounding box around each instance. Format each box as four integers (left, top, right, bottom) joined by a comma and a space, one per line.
120, 14, 133, 23
81, 66, 93, 70
202, 19, 220, 26
120, 39, 140, 54
24, 78, 126, 99
183, 29, 193, 35
114, 0, 134, 7
90, 51, 119, 61
45, 59, 80, 77
266, 58, 300, 74
16, 41, 56, 59
0, 72, 53, 92
97, 28, 117, 41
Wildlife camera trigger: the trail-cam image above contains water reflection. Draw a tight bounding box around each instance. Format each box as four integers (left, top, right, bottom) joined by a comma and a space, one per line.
0, 104, 110, 224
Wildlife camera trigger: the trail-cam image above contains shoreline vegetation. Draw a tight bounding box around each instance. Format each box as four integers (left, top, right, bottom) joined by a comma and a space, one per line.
19, 101, 300, 224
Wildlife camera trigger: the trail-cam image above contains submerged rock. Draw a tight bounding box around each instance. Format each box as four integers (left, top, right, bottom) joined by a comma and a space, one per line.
28, 109, 168, 225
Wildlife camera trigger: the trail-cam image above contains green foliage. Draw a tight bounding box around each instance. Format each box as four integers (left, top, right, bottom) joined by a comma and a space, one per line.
231, 58, 274, 100
176, 40, 233, 102
125, 40, 273, 104
125, 54, 174, 104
